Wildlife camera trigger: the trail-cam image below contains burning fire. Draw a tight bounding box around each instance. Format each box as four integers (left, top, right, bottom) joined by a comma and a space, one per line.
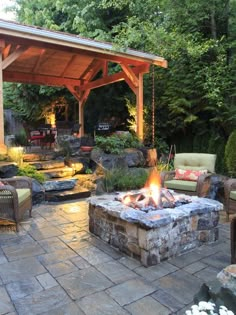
119, 167, 189, 211
121, 168, 162, 209
144, 168, 162, 207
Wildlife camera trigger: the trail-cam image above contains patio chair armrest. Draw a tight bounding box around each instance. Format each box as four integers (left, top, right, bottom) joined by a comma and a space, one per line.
0, 184, 18, 197
3, 176, 32, 191
224, 178, 236, 205
160, 171, 176, 186
196, 173, 213, 197
0, 184, 19, 213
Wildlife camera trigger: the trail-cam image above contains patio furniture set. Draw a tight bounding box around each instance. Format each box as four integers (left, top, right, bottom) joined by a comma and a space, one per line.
28, 126, 57, 149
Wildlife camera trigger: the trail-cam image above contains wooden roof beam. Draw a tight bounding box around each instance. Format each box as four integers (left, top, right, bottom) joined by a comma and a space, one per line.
66, 85, 90, 105
80, 64, 150, 91
122, 72, 138, 94
80, 59, 104, 81
120, 63, 139, 88
0, 39, 5, 51
80, 72, 126, 91
2, 43, 11, 59
3, 71, 81, 87
103, 61, 108, 77
66, 85, 81, 101
2, 45, 28, 70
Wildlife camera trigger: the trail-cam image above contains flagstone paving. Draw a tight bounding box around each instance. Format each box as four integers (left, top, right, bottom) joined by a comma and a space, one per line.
0, 199, 231, 315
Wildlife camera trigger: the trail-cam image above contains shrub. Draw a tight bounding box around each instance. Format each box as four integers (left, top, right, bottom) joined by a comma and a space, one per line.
156, 161, 173, 172
0, 154, 9, 161
7, 147, 24, 166
17, 164, 46, 183
95, 133, 142, 154
104, 168, 148, 192
225, 130, 236, 176
14, 129, 28, 146
208, 134, 226, 174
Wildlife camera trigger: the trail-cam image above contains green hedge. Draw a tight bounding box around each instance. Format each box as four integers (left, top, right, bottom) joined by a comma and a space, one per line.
225, 130, 236, 176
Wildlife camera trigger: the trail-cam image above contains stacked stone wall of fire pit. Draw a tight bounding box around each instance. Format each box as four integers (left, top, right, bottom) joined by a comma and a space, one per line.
89, 193, 223, 266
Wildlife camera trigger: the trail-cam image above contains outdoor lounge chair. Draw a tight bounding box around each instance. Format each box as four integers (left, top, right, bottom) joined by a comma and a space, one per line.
224, 178, 236, 221
160, 153, 216, 197
0, 176, 32, 231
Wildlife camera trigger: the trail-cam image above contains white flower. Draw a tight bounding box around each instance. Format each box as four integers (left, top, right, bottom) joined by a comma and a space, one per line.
185, 301, 234, 315
220, 307, 228, 311
199, 301, 215, 311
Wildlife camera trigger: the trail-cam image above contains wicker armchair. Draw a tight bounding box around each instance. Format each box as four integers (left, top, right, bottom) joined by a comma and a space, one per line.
0, 176, 32, 231
160, 153, 216, 197
224, 178, 236, 221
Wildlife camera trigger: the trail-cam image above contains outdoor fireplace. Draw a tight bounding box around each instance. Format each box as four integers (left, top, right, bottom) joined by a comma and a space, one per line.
89, 169, 223, 266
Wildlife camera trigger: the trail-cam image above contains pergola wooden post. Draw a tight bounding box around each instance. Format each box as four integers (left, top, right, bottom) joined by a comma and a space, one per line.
0, 40, 7, 153
66, 86, 91, 137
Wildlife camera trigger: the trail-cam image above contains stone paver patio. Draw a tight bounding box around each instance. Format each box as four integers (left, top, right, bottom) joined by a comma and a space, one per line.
0, 199, 231, 315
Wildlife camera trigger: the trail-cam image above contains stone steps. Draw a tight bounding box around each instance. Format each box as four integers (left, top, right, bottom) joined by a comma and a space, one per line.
23, 152, 56, 162
29, 160, 65, 170
39, 166, 75, 179
45, 186, 91, 202
23, 151, 93, 202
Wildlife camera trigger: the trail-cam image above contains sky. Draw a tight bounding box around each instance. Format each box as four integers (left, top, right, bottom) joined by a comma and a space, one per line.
0, 0, 16, 21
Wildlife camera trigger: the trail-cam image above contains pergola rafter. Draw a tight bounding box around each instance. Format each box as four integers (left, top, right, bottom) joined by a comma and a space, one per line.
0, 19, 167, 153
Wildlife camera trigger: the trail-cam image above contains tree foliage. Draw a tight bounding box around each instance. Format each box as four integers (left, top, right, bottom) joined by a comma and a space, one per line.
225, 130, 236, 176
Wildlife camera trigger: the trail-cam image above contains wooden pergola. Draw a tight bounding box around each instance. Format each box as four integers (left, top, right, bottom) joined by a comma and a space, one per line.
0, 19, 167, 153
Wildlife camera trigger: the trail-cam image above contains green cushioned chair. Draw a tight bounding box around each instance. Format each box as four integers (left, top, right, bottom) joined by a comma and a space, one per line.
161, 153, 216, 197
0, 176, 32, 231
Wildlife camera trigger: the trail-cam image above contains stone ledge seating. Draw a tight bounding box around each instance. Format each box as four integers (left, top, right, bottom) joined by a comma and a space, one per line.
0, 176, 32, 231
161, 153, 217, 197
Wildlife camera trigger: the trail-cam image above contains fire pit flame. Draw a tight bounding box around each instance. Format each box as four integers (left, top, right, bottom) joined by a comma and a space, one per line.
144, 168, 162, 207
118, 168, 191, 212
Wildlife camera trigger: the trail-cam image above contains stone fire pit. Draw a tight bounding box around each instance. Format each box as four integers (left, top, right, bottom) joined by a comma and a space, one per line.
89, 191, 223, 266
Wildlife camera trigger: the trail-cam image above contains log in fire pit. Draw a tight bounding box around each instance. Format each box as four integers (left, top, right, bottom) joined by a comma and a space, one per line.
89, 169, 223, 266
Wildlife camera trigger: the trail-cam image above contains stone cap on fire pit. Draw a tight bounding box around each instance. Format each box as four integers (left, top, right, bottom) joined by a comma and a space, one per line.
89, 192, 223, 230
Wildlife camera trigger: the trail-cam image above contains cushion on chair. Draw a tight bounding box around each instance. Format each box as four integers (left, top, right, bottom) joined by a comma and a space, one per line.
174, 169, 207, 181
174, 153, 216, 173
0, 181, 8, 186
164, 180, 197, 192
230, 191, 236, 201
16, 189, 31, 204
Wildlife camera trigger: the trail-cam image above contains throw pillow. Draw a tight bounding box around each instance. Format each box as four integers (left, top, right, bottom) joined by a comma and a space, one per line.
174, 169, 207, 181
